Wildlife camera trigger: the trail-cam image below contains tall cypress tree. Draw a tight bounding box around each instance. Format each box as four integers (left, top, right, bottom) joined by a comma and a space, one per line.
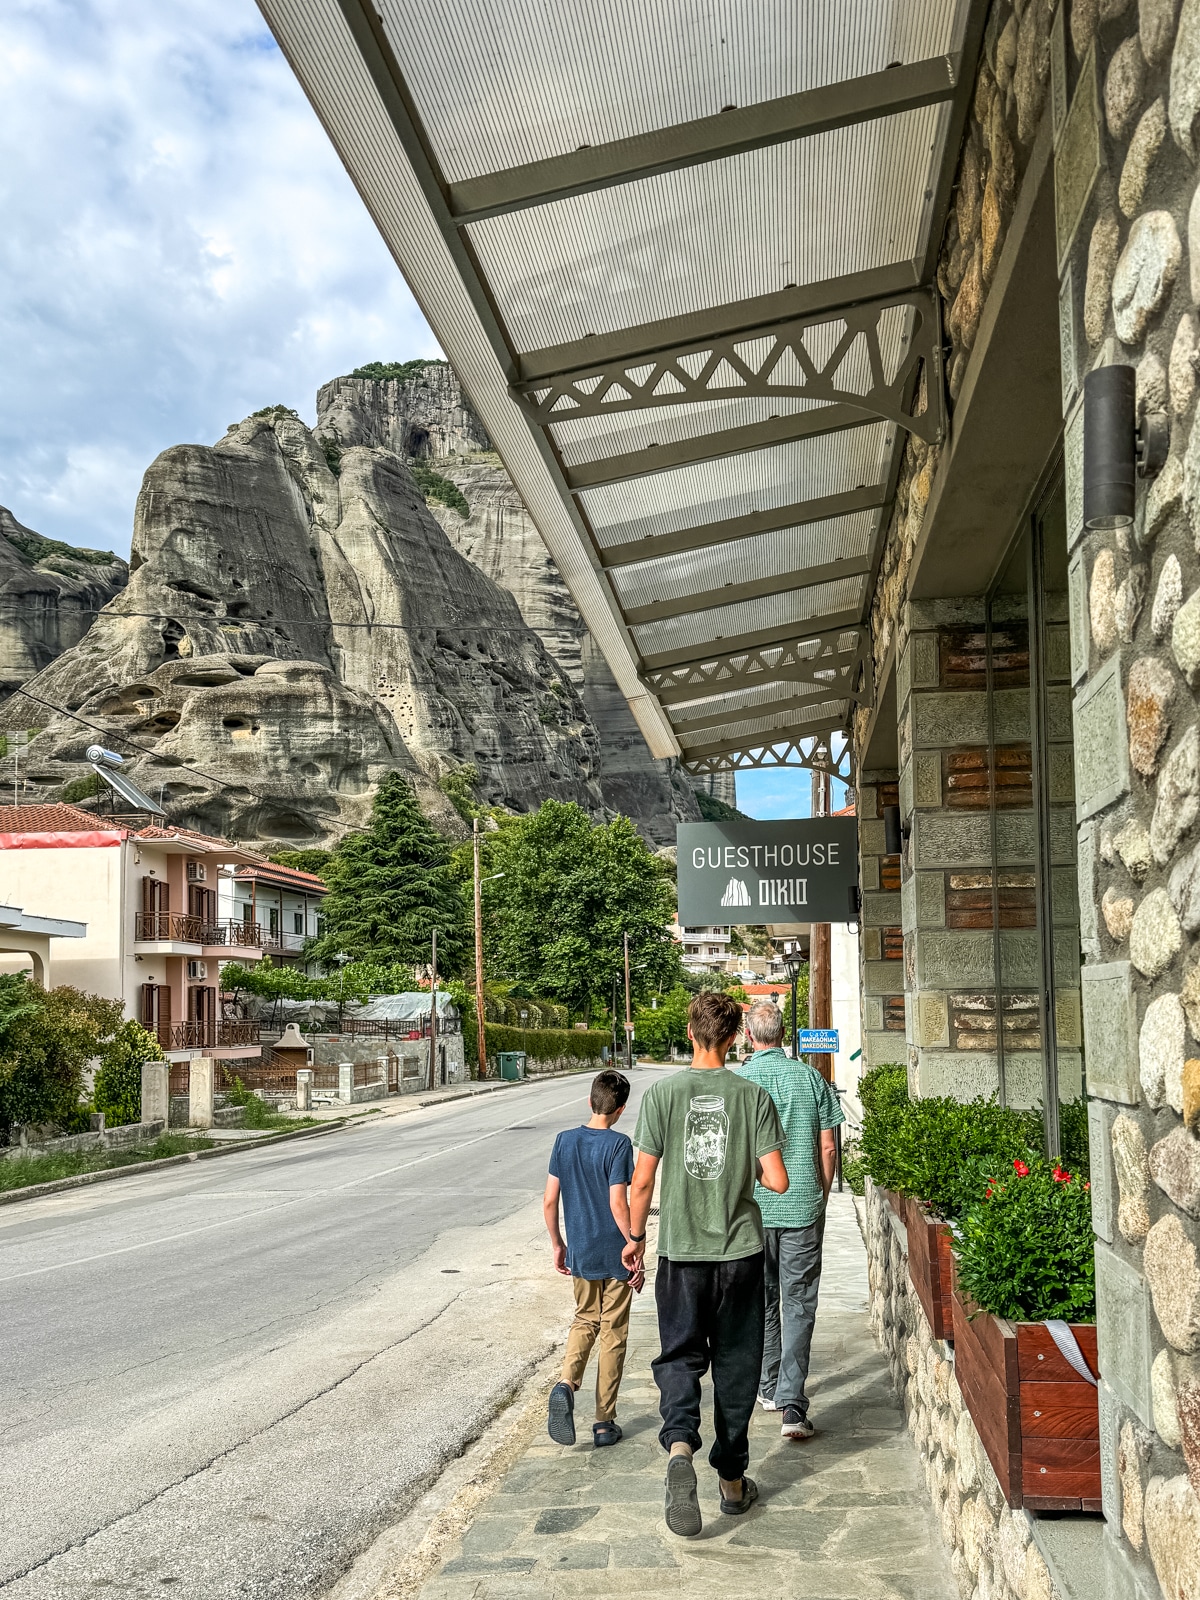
311, 774, 469, 973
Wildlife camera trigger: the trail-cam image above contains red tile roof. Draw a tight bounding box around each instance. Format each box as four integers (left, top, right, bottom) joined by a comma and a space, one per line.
134, 824, 245, 851
235, 861, 327, 893
0, 802, 123, 835
833, 801, 856, 816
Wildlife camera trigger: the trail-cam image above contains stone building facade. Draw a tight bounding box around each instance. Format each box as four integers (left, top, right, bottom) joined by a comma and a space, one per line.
852, 2, 1200, 1596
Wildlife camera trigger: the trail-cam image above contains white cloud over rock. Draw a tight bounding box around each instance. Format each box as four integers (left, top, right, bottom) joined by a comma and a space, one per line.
0, 0, 437, 555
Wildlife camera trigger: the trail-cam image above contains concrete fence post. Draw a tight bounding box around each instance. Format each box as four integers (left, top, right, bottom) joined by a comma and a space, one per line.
295, 1069, 312, 1112
338, 1062, 353, 1103
189, 1057, 215, 1129
141, 1060, 169, 1127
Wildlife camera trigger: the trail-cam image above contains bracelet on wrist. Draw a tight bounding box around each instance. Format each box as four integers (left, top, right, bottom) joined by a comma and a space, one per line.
630, 1231, 646, 1243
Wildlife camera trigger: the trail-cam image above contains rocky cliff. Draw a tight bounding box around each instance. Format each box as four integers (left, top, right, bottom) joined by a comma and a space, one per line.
0, 509, 127, 696
2, 405, 603, 843
316, 367, 704, 843
2, 363, 714, 846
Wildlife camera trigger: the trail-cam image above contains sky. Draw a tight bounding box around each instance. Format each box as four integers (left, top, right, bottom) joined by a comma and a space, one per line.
736, 769, 849, 820
1, 0, 438, 557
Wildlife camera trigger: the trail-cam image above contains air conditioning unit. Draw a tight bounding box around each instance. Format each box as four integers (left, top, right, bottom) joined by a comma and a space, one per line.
186, 861, 207, 882
187, 960, 208, 980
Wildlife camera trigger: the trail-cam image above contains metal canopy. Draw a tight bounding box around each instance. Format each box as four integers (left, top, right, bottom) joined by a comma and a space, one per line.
259, 0, 985, 776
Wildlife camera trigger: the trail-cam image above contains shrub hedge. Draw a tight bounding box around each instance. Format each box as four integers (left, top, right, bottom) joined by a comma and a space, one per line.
484, 1023, 609, 1064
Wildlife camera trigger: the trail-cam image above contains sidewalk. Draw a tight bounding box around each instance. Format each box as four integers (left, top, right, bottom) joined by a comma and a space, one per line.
416, 1193, 955, 1600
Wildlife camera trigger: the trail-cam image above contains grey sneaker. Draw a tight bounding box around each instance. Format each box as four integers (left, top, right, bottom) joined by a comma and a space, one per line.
664, 1454, 702, 1537
757, 1393, 780, 1411
781, 1405, 814, 1439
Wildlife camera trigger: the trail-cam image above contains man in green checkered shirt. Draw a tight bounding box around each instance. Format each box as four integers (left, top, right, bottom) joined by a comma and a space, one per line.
736, 999, 843, 1440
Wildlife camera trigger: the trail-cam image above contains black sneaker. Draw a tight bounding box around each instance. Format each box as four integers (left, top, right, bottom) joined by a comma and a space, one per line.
780, 1405, 814, 1439
664, 1454, 702, 1537
592, 1420, 622, 1447
719, 1475, 760, 1515
548, 1381, 576, 1445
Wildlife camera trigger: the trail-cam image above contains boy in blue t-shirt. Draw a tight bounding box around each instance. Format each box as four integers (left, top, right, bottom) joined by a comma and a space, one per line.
543, 1069, 642, 1448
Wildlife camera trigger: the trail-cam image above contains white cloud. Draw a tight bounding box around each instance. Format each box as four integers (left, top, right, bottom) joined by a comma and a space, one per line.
0, 0, 438, 556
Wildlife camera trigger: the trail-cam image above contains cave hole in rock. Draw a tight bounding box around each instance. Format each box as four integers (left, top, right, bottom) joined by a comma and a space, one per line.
160, 621, 188, 662
222, 717, 258, 740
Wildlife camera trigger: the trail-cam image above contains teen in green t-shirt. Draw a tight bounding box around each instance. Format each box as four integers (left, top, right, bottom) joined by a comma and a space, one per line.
625, 991, 787, 1538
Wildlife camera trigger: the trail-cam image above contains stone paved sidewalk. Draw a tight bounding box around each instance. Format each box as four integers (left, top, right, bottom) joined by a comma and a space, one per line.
417, 1193, 955, 1600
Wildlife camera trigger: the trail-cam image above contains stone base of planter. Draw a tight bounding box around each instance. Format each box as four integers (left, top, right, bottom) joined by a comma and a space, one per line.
951, 1284, 1101, 1512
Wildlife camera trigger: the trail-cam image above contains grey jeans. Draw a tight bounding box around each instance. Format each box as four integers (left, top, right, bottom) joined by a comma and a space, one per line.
760, 1214, 825, 1414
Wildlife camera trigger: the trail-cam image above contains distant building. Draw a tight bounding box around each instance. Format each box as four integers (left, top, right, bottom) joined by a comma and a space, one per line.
224, 860, 327, 967
0, 804, 320, 1062
671, 917, 731, 972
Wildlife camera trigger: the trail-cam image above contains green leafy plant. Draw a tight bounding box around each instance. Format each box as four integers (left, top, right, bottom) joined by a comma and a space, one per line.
1058, 1097, 1091, 1179
955, 1156, 1096, 1322
268, 848, 332, 878
856, 1063, 910, 1193
319, 435, 343, 476
878, 1095, 1038, 1220
841, 1139, 867, 1196
0, 981, 123, 1139
223, 1076, 296, 1131
859, 1062, 909, 1116
351, 359, 449, 382
694, 790, 748, 821
409, 463, 470, 518
439, 763, 481, 821
61, 771, 101, 802
92, 1020, 161, 1127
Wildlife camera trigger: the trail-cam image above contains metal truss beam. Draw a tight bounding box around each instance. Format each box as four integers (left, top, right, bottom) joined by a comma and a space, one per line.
920, 3, 990, 282
645, 628, 867, 708
598, 486, 888, 570
621, 555, 870, 627
516, 261, 920, 384
566, 403, 871, 490
638, 606, 862, 673
448, 56, 961, 225
517, 290, 944, 447
669, 687, 845, 737
680, 723, 852, 780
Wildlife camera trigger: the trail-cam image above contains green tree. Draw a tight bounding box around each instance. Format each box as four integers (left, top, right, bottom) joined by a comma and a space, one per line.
781, 970, 810, 1042
92, 1020, 161, 1127
0, 981, 123, 1137
310, 774, 470, 973
633, 984, 692, 1059
484, 801, 682, 1023
439, 763, 481, 822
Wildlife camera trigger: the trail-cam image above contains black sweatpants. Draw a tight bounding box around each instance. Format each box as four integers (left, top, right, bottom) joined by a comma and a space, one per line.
652, 1252, 766, 1480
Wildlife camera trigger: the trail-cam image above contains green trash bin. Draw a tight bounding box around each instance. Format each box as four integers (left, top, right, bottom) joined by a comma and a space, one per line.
497, 1051, 527, 1081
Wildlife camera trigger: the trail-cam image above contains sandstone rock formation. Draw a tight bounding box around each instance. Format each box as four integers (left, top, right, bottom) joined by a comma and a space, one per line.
2, 363, 721, 846
317, 368, 708, 843
0, 508, 126, 696
1, 405, 604, 843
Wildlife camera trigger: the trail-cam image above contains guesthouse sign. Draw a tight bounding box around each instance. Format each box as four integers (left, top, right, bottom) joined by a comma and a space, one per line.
676, 817, 859, 926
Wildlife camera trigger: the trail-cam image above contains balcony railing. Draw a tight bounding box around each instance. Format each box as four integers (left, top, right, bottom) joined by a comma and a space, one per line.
156, 1021, 261, 1053
134, 915, 297, 953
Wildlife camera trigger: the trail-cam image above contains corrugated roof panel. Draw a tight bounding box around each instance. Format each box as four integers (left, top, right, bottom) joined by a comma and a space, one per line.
467, 107, 946, 351
585, 424, 892, 543
385, 0, 962, 182
611, 511, 874, 608
676, 695, 852, 749
632, 574, 866, 658
669, 674, 845, 725
548, 394, 829, 468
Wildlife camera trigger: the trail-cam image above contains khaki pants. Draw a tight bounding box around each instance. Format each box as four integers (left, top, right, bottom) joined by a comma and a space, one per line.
562, 1276, 633, 1422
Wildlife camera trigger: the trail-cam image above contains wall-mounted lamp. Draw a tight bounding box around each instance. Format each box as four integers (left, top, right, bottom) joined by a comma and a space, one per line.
1083, 364, 1168, 530
882, 804, 910, 856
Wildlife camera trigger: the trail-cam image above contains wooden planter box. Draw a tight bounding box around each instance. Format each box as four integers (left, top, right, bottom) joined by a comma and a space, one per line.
904, 1197, 955, 1341
950, 1284, 1101, 1511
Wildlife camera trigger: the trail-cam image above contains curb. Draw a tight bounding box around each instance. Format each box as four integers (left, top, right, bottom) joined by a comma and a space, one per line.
0, 1118, 348, 1208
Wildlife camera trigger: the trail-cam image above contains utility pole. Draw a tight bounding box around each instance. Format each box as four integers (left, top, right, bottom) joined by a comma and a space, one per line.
427, 927, 439, 1091
623, 931, 633, 1072
810, 767, 833, 1083
472, 818, 488, 1080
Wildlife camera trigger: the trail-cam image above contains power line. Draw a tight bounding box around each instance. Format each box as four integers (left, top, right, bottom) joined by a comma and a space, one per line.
8, 684, 351, 829
76, 609, 535, 633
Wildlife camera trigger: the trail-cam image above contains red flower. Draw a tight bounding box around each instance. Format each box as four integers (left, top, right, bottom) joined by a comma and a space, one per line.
1052, 1165, 1071, 1184
1012, 1158, 1030, 1177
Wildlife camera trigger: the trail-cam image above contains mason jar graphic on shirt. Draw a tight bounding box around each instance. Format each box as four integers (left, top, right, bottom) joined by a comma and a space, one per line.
684, 1095, 728, 1179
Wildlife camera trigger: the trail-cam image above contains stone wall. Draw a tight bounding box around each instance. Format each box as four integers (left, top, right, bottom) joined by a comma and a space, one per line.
1057, 0, 1200, 1588
858, 0, 1056, 738
857, 768, 907, 1067
860, 1181, 1067, 1600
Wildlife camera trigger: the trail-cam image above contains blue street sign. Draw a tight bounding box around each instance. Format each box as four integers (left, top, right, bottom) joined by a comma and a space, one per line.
797, 1028, 839, 1053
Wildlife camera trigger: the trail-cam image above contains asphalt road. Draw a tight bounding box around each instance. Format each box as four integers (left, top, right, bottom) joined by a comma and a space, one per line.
0, 1070, 662, 1599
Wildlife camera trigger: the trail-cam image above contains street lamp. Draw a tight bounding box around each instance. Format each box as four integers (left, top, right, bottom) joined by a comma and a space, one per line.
781, 940, 806, 1061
